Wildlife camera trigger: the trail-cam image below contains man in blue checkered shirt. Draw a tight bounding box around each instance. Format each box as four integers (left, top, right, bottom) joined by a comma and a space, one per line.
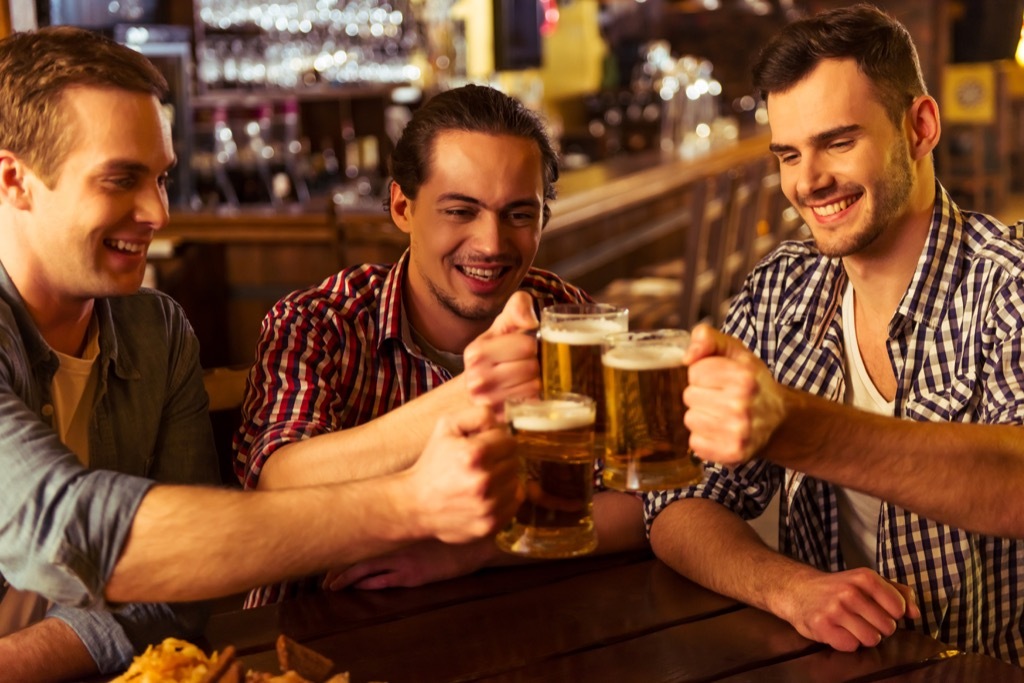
646, 4, 1024, 666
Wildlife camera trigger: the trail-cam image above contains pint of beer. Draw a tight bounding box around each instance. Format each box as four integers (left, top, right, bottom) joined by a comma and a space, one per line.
496, 394, 598, 558
602, 330, 702, 491
539, 304, 628, 455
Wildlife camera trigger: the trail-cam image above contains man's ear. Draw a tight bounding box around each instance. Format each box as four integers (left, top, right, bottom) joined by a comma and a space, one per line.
0, 152, 33, 210
390, 181, 413, 235
906, 95, 940, 161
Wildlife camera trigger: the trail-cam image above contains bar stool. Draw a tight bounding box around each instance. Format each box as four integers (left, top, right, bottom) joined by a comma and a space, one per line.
595, 168, 737, 330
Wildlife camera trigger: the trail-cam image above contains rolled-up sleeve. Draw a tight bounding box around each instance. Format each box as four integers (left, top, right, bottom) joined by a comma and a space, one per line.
0, 393, 152, 609
48, 600, 207, 674
643, 459, 783, 537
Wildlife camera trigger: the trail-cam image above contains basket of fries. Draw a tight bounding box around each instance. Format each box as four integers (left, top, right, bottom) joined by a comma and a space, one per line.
112, 634, 377, 683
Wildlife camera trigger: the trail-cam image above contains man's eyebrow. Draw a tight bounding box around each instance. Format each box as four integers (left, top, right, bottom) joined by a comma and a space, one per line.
503, 198, 542, 211
768, 142, 796, 155
94, 158, 177, 174
436, 192, 483, 205
810, 124, 862, 145
769, 124, 863, 155
435, 194, 542, 211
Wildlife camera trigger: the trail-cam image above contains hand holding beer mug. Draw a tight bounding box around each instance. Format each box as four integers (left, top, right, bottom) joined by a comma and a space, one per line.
602, 329, 702, 491
539, 304, 628, 457
496, 393, 598, 558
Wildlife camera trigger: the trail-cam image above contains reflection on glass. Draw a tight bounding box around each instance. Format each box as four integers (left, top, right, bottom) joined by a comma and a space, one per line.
196, 0, 421, 90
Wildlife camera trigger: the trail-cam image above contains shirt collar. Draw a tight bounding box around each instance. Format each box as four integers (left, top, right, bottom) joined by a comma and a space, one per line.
779, 181, 964, 342
889, 181, 964, 334
0, 258, 134, 379
377, 249, 410, 347
0, 259, 52, 368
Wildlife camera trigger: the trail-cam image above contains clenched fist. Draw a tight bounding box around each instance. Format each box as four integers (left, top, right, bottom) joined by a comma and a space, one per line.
405, 405, 521, 543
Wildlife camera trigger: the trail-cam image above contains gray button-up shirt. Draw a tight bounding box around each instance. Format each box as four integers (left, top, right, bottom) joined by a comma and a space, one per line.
0, 261, 220, 673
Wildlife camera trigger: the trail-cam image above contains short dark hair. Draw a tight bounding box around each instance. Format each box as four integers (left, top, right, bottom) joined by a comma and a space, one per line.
752, 3, 926, 126
0, 26, 168, 186
388, 84, 559, 226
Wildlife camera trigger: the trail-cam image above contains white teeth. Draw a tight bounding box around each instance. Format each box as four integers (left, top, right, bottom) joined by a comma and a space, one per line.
107, 239, 145, 254
462, 266, 501, 281
812, 197, 855, 216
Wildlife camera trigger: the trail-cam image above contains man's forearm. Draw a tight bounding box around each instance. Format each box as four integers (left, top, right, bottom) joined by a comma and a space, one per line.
107, 474, 424, 603
0, 618, 98, 682
649, 498, 814, 615
257, 378, 469, 489
767, 388, 1024, 537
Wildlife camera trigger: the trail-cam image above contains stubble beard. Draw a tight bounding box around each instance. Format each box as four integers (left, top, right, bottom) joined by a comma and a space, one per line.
425, 251, 523, 323
812, 139, 915, 259
427, 277, 504, 322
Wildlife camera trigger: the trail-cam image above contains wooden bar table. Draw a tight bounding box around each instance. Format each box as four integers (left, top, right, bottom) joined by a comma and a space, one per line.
202, 550, 1024, 682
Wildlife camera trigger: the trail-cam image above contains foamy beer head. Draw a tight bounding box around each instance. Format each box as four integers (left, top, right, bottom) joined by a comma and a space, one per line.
539, 304, 627, 420
508, 399, 596, 435
539, 304, 628, 345
601, 329, 701, 492
601, 342, 687, 373
538, 318, 627, 346
506, 393, 596, 456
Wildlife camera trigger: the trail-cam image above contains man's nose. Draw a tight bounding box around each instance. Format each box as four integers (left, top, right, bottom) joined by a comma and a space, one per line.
469, 212, 503, 255
134, 181, 170, 230
794, 153, 834, 200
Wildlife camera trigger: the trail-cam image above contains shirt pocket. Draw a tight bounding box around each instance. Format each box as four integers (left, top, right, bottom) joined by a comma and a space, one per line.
905, 372, 977, 422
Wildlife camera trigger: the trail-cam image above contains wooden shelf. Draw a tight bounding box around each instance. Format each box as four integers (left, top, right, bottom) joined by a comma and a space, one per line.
192, 82, 411, 108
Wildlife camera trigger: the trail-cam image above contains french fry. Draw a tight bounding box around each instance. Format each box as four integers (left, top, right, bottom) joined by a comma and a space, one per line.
115, 636, 384, 683
199, 645, 238, 683
275, 634, 335, 683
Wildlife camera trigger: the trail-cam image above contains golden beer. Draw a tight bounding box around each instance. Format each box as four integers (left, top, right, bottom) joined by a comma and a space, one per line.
539, 305, 628, 451
602, 330, 702, 491
496, 395, 597, 559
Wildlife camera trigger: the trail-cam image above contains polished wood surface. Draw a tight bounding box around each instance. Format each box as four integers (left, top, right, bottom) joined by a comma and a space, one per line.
202, 550, 1024, 682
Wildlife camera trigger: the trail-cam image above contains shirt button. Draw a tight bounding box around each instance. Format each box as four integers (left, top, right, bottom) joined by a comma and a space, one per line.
41, 404, 54, 417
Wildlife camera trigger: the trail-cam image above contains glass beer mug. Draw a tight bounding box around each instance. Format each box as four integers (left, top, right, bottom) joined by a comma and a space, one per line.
601, 329, 703, 491
496, 393, 597, 559
539, 304, 628, 459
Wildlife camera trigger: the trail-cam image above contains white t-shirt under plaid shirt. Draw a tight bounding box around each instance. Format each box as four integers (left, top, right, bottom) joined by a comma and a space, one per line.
645, 182, 1024, 664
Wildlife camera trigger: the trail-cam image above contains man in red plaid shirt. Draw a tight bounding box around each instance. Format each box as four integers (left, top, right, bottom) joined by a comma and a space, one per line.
234, 85, 647, 606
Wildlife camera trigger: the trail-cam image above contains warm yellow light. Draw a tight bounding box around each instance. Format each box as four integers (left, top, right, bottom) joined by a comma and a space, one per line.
1017, 12, 1024, 67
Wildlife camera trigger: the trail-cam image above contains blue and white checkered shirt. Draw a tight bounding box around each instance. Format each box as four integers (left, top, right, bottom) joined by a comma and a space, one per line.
645, 182, 1024, 664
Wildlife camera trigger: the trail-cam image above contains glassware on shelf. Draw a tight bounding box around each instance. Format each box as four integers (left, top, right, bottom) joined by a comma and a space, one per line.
195, 0, 422, 91
193, 102, 325, 208
633, 41, 726, 158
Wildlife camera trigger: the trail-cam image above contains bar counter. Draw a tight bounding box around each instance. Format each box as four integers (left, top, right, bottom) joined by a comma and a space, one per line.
198, 550, 1024, 682
160, 132, 777, 366
163, 132, 772, 244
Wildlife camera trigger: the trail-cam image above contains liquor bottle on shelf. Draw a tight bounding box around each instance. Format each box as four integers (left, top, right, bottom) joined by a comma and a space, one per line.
243, 103, 280, 206
278, 98, 312, 204
211, 105, 240, 206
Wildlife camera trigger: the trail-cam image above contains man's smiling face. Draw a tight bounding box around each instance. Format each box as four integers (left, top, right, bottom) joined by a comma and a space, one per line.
12, 86, 173, 310
391, 130, 544, 350
768, 58, 915, 258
